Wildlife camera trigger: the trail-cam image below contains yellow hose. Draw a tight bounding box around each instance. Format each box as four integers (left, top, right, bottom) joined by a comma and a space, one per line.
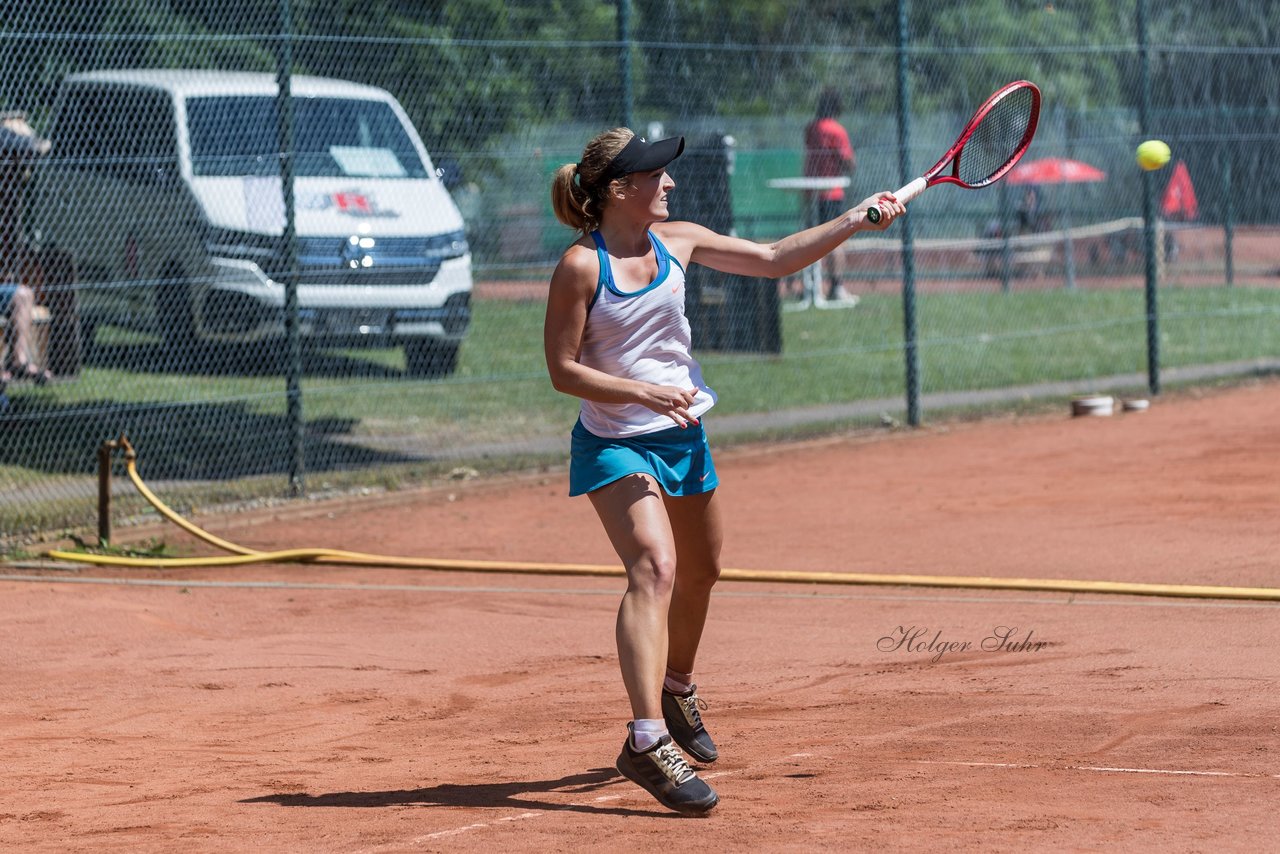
44, 440, 1280, 602
122, 453, 258, 556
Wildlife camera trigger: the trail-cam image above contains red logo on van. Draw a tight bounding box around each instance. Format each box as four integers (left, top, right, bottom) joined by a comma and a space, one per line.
321, 191, 399, 218
299, 190, 400, 218
333, 192, 374, 215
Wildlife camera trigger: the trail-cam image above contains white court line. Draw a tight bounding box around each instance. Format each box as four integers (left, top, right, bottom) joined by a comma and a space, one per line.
380, 751, 1280, 849
369, 755, 1276, 848
349, 757, 781, 851
422, 822, 489, 840
1079, 765, 1254, 778
918, 760, 1037, 769
916, 759, 1280, 779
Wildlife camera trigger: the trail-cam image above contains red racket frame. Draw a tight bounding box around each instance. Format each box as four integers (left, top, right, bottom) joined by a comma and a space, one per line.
867, 80, 1041, 223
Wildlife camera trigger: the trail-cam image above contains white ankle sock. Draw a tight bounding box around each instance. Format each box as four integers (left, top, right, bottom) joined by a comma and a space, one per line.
664, 669, 693, 695
631, 718, 668, 751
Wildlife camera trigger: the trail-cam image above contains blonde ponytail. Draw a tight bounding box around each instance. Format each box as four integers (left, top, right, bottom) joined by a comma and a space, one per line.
550, 162, 593, 233
548, 127, 635, 236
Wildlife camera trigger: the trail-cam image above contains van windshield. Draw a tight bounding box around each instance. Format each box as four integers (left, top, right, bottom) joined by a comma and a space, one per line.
186, 96, 430, 179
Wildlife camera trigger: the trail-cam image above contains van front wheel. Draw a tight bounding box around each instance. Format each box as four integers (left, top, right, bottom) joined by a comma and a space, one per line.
404, 340, 459, 378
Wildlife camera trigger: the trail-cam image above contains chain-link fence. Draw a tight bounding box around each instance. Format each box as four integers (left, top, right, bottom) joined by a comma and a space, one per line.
3, 1, 1278, 543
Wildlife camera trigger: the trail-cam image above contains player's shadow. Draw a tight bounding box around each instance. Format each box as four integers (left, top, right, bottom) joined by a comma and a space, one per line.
240, 767, 683, 818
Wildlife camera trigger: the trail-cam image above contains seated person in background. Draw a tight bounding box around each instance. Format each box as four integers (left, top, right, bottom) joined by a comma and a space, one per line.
0, 111, 53, 388
2, 282, 51, 385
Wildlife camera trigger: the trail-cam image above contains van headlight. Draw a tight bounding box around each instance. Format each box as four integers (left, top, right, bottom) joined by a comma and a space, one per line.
423, 230, 468, 260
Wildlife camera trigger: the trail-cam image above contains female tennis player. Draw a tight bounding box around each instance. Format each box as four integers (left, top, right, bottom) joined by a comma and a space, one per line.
545, 127, 902, 814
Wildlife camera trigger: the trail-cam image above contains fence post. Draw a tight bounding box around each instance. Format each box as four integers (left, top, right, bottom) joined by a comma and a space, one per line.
895, 0, 920, 426
617, 0, 634, 129
276, 0, 305, 495
1220, 106, 1235, 287
999, 181, 1013, 294
1137, 0, 1160, 396
1058, 105, 1077, 290
97, 438, 116, 546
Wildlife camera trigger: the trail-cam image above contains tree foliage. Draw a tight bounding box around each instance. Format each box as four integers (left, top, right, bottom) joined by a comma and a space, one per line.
2, 0, 1275, 218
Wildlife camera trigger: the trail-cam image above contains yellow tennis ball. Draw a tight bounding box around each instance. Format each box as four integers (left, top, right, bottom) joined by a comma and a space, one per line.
1136, 139, 1171, 171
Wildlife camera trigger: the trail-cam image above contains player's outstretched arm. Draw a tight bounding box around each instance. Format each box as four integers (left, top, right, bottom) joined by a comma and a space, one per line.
657, 191, 903, 280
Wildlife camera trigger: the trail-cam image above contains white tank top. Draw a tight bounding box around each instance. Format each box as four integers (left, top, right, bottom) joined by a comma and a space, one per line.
576, 230, 717, 438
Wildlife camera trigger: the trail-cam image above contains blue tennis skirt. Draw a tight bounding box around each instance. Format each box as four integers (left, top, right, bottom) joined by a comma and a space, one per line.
569, 418, 719, 497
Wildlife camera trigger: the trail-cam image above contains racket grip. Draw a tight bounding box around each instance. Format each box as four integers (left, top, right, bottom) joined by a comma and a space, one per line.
865, 176, 928, 224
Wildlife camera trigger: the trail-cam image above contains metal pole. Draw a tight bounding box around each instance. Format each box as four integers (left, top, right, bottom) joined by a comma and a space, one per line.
277, 0, 304, 495
1059, 105, 1076, 290
618, 0, 633, 128
97, 438, 116, 545
896, 0, 920, 426
999, 181, 1013, 293
1137, 0, 1159, 396
1220, 106, 1235, 287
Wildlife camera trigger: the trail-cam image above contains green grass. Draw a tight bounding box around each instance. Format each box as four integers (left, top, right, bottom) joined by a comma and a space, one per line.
699, 286, 1280, 411
4, 284, 1280, 544
11, 286, 1280, 432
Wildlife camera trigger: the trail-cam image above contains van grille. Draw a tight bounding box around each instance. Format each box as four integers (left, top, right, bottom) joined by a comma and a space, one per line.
294, 233, 468, 287
210, 231, 469, 287
296, 264, 446, 287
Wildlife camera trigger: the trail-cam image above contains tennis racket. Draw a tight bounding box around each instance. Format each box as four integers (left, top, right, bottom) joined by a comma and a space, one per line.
866, 80, 1041, 223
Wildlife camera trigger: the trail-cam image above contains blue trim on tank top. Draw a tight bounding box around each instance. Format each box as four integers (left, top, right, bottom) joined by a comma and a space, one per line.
653, 233, 685, 275
587, 230, 672, 309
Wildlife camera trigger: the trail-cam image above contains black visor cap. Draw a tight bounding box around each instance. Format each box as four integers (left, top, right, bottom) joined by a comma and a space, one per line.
600, 135, 685, 183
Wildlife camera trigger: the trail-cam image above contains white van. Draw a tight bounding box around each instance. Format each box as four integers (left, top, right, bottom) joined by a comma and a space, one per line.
29, 70, 472, 376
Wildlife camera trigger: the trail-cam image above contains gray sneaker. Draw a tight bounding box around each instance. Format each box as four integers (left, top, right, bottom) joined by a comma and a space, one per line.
616, 726, 718, 815
662, 684, 719, 764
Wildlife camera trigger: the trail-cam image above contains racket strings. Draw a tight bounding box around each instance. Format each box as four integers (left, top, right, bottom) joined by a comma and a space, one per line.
957, 86, 1037, 186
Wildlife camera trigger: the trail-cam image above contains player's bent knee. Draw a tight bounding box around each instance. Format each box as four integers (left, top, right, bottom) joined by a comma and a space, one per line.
678, 559, 721, 589
627, 551, 678, 597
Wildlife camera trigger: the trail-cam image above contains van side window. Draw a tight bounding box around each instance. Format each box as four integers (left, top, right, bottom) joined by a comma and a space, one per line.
55, 88, 107, 169
128, 91, 178, 171
55, 86, 176, 176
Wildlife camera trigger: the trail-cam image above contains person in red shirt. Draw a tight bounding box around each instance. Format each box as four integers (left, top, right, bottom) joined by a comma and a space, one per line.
803, 89, 857, 301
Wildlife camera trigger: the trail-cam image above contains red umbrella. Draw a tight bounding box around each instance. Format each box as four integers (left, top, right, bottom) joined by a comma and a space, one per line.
1007, 157, 1106, 185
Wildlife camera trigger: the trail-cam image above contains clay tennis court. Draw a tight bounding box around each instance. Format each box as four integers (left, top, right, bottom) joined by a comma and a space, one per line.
4, 380, 1279, 851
